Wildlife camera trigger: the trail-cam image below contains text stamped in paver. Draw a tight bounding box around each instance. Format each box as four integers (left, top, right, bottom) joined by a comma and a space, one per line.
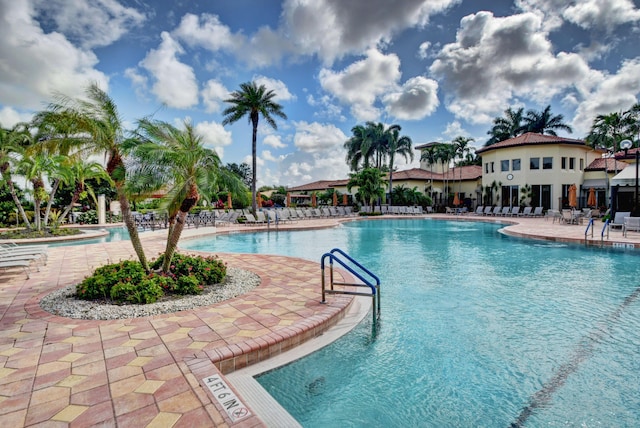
203, 374, 252, 422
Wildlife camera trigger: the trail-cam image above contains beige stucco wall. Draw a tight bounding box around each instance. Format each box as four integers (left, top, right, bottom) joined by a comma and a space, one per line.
480, 144, 601, 209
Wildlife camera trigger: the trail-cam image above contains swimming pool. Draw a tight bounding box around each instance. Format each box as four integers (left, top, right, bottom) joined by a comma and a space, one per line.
47, 227, 132, 247
183, 219, 640, 426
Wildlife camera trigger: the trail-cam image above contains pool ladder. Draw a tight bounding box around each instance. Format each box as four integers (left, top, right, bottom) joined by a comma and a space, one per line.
320, 248, 381, 325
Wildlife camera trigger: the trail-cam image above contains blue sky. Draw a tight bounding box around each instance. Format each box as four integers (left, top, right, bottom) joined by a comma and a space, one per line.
1, 0, 640, 187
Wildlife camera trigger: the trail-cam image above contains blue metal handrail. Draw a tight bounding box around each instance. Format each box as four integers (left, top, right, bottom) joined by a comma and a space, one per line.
584, 218, 594, 240
320, 248, 381, 324
601, 219, 610, 242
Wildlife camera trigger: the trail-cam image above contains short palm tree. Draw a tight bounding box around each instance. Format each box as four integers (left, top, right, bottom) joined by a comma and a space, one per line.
46, 83, 149, 271
0, 124, 32, 228
58, 159, 112, 226
347, 167, 385, 208
222, 82, 287, 214
128, 118, 244, 273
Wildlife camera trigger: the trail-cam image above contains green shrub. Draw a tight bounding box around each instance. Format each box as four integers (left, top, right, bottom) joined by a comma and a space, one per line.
76, 254, 226, 305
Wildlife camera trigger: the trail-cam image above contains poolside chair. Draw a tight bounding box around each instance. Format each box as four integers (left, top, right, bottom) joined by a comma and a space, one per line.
610, 211, 631, 229
445, 206, 455, 214
473, 206, 484, 215
243, 213, 259, 226
532, 207, 544, 217
499, 207, 510, 216
518, 206, 532, 217
483, 206, 493, 216
256, 211, 267, 223
561, 209, 576, 225
0, 259, 33, 278
321, 208, 331, 218
426, 206, 434, 214
509, 206, 520, 216
0, 245, 48, 264
491, 206, 502, 216
623, 217, 640, 237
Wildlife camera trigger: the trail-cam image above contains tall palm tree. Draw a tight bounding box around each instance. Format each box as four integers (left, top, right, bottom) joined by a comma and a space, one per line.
420, 145, 438, 200
128, 118, 244, 273
436, 143, 455, 204
383, 124, 413, 205
222, 81, 287, 214
17, 153, 60, 231
486, 107, 525, 146
0, 124, 33, 228
523, 105, 573, 135
452, 136, 474, 198
344, 122, 389, 172
46, 83, 149, 271
586, 111, 632, 152
344, 124, 368, 171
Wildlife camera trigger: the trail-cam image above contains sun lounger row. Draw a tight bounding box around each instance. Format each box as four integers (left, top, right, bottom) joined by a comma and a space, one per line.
362, 206, 424, 215
472, 206, 544, 217
0, 242, 49, 278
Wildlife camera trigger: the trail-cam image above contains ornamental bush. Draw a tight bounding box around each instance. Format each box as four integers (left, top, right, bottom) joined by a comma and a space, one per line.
75, 254, 227, 304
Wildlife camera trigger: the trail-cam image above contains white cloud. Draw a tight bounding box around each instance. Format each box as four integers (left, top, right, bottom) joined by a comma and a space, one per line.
443, 120, 469, 139
430, 11, 591, 124
0, 1, 108, 109
252, 76, 296, 101
201, 80, 229, 113
261, 150, 280, 162
194, 120, 232, 158
418, 41, 432, 59
572, 58, 640, 134
263, 134, 287, 149
281, 0, 461, 64
0, 107, 33, 128
563, 0, 640, 31
383, 76, 439, 120
34, 0, 145, 48
172, 13, 241, 51
293, 121, 348, 153
319, 49, 401, 121
139, 32, 199, 109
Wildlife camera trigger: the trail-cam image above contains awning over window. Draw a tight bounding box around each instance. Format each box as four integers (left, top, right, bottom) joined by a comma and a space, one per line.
611, 166, 638, 187
581, 179, 607, 189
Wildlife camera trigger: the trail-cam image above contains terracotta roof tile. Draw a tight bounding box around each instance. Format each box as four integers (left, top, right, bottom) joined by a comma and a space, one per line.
476, 132, 585, 154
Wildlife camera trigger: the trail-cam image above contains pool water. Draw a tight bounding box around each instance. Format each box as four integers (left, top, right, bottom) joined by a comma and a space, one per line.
183, 219, 640, 426
47, 227, 131, 247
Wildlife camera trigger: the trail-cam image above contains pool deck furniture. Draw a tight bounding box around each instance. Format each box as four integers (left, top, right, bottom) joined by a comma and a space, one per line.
610, 211, 631, 229
623, 217, 640, 237
2, 215, 640, 427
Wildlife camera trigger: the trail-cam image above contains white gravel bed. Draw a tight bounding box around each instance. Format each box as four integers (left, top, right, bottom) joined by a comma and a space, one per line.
39, 267, 260, 320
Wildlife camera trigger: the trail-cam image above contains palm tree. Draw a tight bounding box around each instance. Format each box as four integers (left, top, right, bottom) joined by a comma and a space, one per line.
347, 167, 385, 208
0, 124, 33, 228
222, 81, 287, 214
383, 124, 413, 205
586, 111, 633, 152
58, 160, 112, 226
46, 83, 149, 271
128, 118, 244, 273
436, 143, 455, 204
486, 107, 525, 146
344, 122, 390, 172
452, 136, 474, 200
523, 105, 573, 135
17, 153, 59, 231
420, 145, 438, 200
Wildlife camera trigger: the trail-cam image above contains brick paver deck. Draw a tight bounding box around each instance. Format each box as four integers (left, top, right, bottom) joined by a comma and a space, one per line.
1, 214, 638, 427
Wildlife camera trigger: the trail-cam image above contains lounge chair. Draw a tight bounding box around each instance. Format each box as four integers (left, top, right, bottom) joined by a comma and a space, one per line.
623, 217, 640, 237
0, 246, 48, 265
518, 206, 532, 217
509, 206, 520, 216
0, 259, 33, 278
473, 206, 484, 215
483, 206, 493, 216
499, 207, 510, 216
532, 207, 544, 217
491, 206, 502, 216
610, 211, 631, 229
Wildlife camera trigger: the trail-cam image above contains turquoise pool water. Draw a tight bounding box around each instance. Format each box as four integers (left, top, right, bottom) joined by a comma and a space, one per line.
183, 219, 640, 426
47, 227, 131, 247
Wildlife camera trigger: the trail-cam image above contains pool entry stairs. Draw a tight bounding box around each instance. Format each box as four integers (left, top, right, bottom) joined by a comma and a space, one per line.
320, 248, 381, 325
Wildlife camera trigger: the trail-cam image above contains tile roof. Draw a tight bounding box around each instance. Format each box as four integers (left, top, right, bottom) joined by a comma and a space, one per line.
585, 158, 630, 172
476, 132, 586, 154
287, 179, 348, 192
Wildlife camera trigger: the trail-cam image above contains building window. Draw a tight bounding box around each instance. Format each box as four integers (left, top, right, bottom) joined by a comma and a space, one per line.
569, 158, 575, 170
561, 157, 567, 169
530, 157, 540, 170
485, 163, 489, 174
501, 160, 509, 172
512, 159, 521, 171
580, 158, 584, 170
543, 157, 553, 169
491, 162, 495, 173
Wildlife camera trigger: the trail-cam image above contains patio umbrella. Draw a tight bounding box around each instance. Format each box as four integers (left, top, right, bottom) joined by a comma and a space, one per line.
333, 192, 338, 206
587, 187, 596, 207
311, 193, 317, 208
452, 192, 460, 206
343, 194, 347, 206
227, 192, 232, 209
286, 192, 291, 207
257, 192, 262, 208
568, 184, 577, 208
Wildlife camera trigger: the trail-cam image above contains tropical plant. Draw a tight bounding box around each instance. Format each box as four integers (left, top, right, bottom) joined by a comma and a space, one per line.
486, 107, 525, 146
420, 145, 439, 199
127, 118, 244, 273
523, 105, 573, 135
0, 123, 33, 228
347, 167, 385, 208
45, 82, 149, 270
225, 162, 252, 188
452, 136, 474, 200
586, 109, 636, 151
384, 124, 413, 205
222, 81, 287, 214
58, 160, 112, 226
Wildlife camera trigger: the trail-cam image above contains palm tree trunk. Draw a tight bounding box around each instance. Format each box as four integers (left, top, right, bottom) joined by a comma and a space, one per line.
251, 116, 258, 215
162, 210, 187, 273
59, 183, 82, 226
117, 183, 149, 272
43, 178, 60, 226
6, 178, 32, 229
